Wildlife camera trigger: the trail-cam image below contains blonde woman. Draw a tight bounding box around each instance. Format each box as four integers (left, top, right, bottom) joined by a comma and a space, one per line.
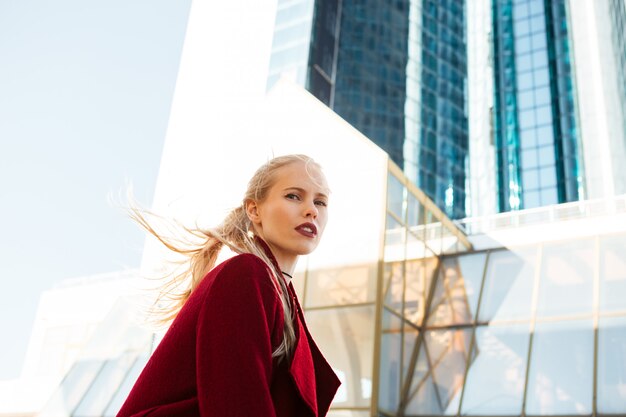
117, 155, 340, 417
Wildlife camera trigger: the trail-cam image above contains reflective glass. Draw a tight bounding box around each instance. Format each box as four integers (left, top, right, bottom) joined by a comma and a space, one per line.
599, 234, 626, 312
379, 311, 402, 412
385, 214, 405, 261
404, 257, 437, 325
306, 264, 377, 308
515, 35, 531, 55
387, 174, 405, 220
532, 51, 548, 70
534, 86, 550, 106
403, 323, 420, 387
384, 261, 404, 312
428, 254, 486, 326
104, 350, 151, 416
521, 148, 538, 169
535, 104, 552, 124
524, 190, 540, 208
537, 145, 555, 167
515, 72, 531, 91
539, 188, 558, 205
425, 328, 472, 414
523, 169, 540, 190
539, 166, 557, 187
531, 31, 546, 50
74, 352, 138, 415
526, 320, 593, 415
515, 54, 532, 73
41, 360, 103, 413
518, 89, 534, 110
305, 306, 374, 408
479, 247, 537, 322
461, 323, 530, 415
536, 125, 553, 145
597, 316, 626, 413
536, 239, 594, 317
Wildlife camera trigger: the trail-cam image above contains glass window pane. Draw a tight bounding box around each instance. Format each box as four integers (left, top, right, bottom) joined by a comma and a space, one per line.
526, 320, 593, 415
404, 257, 437, 326
535, 104, 552, 124
461, 324, 530, 415
384, 261, 404, 312
537, 145, 555, 167
305, 306, 374, 408
74, 352, 138, 415
479, 247, 537, 321
536, 125, 553, 145
524, 190, 540, 208
523, 169, 540, 190
599, 234, 626, 312
597, 316, 626, 413
424, 328, 472, 414
306, 265, 377, 308
104, 350, 151, 416
379, 310, 402, 412
538, 166, 557, 187
388, 174, 405, 220
536, 239, 594, 317
428, 254, 486, 326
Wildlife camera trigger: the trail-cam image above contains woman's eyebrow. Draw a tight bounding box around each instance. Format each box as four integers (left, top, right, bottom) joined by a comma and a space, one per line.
283, 186, 329, 199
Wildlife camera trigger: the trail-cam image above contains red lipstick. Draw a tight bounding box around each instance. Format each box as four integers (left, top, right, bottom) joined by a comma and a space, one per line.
295, 222, 317, 238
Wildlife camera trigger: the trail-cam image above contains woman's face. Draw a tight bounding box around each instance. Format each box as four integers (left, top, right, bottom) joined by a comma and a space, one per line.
247, 161, 329, 271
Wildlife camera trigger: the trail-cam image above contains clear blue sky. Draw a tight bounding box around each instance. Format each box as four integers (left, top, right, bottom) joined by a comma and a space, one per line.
0, 0, 191, 379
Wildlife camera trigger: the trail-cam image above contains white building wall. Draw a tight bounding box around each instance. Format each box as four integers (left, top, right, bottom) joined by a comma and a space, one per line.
467, 0, 497, 216
569, 0, 626, 199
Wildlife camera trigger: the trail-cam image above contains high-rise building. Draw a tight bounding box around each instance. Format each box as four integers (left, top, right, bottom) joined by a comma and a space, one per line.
267, 0, 469, 220
268, 0, 626, 218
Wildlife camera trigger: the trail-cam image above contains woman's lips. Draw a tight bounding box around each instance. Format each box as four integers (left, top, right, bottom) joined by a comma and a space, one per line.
295, 222, 317, 238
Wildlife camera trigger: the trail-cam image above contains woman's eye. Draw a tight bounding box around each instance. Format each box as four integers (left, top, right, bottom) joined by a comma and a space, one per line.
286, 193, 300, 200
315, 200, 328, 207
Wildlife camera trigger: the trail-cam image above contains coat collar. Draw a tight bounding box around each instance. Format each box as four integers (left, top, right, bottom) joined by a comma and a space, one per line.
254, 236, 341, 415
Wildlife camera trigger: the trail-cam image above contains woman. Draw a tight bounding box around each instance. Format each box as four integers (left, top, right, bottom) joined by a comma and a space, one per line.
117, 154, 340, 417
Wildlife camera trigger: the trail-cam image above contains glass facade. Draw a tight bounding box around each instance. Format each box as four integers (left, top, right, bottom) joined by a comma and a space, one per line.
492, 0, 582, 212
378, 227, 626, 416
609, 0, 626, 146
268, 0, 469, 220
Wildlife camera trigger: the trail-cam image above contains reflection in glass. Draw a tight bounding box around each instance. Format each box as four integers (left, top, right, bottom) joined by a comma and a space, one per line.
428, 254, 486, 326
479, 247, 537, 322
526, 320, 593, 415
599, 234, 626, 312
104, 350, 151, 416
404, 258, 437, 326
597, 316, 626, 413
384, 262, 404, 313
422, 328, 472, 414
379, 311, 402, 412
74, 352, 138, 415
461, 324, 529, 415
306, 264, 377, 308
537, 239, 593, 317
305, 306, 374, 408
388, 174, 405, 220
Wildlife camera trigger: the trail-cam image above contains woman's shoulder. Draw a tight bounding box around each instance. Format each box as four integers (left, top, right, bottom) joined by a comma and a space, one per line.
200, 252, 277, 297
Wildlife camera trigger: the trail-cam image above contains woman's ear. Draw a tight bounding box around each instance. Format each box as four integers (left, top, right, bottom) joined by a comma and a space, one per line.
245, 200, 261, 224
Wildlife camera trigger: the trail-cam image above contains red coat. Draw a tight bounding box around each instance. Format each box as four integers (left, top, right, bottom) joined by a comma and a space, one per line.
117, 246, 341, 417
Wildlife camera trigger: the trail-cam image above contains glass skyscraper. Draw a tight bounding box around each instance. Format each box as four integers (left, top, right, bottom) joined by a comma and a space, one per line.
267, 0, 469, 220
491, 0, 582, 212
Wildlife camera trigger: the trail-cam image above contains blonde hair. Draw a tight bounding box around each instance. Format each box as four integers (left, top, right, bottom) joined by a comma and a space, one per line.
131, 154, 323, 361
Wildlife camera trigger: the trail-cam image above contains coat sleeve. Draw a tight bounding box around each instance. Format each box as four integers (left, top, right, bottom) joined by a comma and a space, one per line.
195, 254, 283, 416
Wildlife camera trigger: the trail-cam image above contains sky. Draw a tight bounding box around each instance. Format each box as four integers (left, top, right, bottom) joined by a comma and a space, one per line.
0, 0, 192, 379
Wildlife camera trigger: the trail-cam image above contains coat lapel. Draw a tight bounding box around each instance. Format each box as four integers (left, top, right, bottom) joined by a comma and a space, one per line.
288, 283, 341, 417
